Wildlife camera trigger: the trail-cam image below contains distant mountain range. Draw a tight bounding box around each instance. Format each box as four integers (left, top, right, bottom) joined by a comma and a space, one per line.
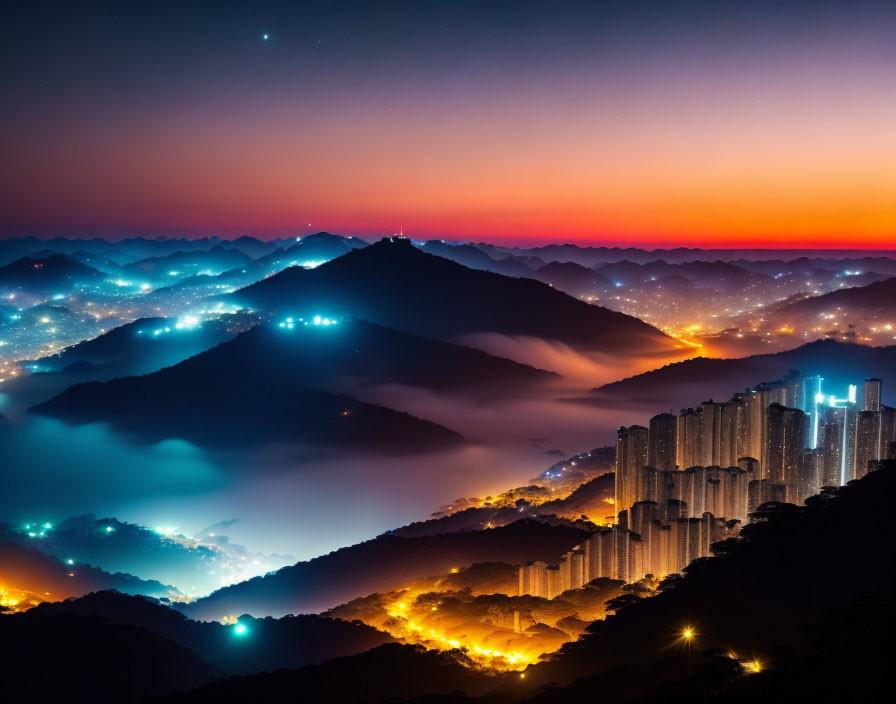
3, 233, 895, 267
120, 245, 253, 281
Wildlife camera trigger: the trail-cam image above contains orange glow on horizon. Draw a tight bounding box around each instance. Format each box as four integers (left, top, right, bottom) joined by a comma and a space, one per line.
6, 57, 896, 249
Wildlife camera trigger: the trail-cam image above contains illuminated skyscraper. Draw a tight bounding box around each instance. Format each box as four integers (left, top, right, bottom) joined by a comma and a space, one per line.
648, 413, 677, 471
818, 396, 858, 485
746, 389, 769, 474
546, 565, 561, 599
676, 408, 703, 470
802, 375, 824, 448
586, 526, 636, 582
783, 369, 803, 410
881, 405, 896, 458
855, 410, 882, 480
765, 403, 809, 503
720, 466, 750, 523
616, 425, 648, 514
700, 401, 725, 467
799, 448, 820, 501
864, 378, 882, 412
518, 561, 549, 597
559, 547, 586, 592
720, 394, 750, 467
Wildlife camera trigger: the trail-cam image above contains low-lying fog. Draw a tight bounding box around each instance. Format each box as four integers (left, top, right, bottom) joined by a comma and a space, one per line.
0, 336, 690, 581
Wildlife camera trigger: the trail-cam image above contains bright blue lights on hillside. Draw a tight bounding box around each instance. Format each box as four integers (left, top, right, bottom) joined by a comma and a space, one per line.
277, 315, 341, 329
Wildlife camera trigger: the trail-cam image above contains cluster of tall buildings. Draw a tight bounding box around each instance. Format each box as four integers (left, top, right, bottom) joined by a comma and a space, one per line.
520, 372, 896, 599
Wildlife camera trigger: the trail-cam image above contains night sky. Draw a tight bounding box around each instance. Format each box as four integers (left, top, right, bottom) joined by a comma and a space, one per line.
3, 0, 896, 246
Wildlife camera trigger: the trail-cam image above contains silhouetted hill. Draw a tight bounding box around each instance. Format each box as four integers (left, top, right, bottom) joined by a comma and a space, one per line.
230, 237, 675, 354
1, 609, 215, 702
0, 316, 246, 411
536, 471, 615, 520
179, 520, 590, 619
227, 317, 553, 393
0, 516, 213, 593
0, 541, 176, 603
30, 317, 559, 449
32, 367, 461, 453
35, 316, 239, 372
390, 472, 614, 540
69, 249, 122, 273
0, 515, 293, 598
0, 253, 105, 290
33, 591, 393, 676
43, 315, 551, 391
769, 274, 896, 319
594, 339, 896, 406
